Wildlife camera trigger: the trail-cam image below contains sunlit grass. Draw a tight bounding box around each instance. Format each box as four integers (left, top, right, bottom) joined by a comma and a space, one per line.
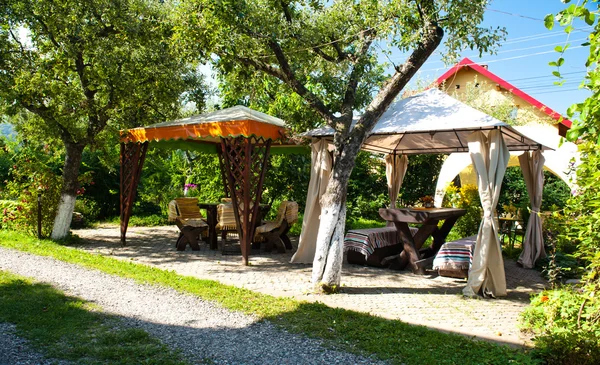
0, 230, 539, 364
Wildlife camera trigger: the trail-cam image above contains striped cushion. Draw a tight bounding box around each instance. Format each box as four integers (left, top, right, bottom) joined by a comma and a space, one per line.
178, 217, 208, 228
255, 201, 298, 234
216, 203, 237, 230
433, 236, 476, 271
283, 201, 298, 224
167, 200, 179, 222
174, 198, 204, 220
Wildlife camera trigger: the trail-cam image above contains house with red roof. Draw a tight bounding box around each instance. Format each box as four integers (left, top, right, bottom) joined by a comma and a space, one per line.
436, 57, 571, 137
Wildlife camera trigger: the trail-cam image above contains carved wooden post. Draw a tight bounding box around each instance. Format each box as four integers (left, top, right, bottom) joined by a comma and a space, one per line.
216, 144, 230, 198
220, 136, 271, 265
120, 141, 149, 245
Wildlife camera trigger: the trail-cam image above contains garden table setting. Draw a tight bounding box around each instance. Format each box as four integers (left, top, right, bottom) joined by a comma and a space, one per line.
198, 202, 271, 251
378, 207, 467, 274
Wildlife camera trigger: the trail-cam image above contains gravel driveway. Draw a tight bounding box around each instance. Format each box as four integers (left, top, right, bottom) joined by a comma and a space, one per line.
0, 247, 386, 365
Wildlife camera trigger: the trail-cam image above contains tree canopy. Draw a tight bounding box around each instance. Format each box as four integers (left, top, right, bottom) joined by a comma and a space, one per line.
0, 0, 207, 238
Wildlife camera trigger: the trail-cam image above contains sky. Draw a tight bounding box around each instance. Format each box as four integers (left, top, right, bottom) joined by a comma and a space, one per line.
406, 0, 593, 116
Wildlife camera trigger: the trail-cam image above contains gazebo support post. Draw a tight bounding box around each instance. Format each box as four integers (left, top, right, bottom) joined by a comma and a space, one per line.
216, 144, 230, 198
220, 136, 271, 265
120, 141, 149, 245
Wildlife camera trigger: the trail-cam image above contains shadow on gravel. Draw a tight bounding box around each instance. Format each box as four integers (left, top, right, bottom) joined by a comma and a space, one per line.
0, 273, 190, 365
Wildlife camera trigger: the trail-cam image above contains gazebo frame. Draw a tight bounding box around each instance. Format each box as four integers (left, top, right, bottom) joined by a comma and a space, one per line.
119, 106, 288, 265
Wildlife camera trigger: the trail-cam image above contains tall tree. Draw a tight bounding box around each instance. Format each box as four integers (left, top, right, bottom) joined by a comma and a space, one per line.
177, 0, 504, 291
0, 0, 205, 239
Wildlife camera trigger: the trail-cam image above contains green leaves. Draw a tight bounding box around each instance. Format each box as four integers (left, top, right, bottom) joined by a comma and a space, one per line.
544, 14, 555, 30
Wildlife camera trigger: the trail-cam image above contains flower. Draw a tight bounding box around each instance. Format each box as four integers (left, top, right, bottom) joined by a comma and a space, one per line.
421, 195, 434, 204
541, 295, 549, 303
183, 183, 198, 196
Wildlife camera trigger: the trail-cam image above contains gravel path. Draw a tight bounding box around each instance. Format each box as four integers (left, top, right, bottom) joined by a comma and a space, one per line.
0, 247, 386, 365
0, 322, 71, 365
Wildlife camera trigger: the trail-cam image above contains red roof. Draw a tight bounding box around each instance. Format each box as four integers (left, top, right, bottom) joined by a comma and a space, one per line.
436, 57, 572, 128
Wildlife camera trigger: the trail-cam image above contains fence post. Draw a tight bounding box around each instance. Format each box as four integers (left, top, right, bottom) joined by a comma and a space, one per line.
37, 192, 42, 239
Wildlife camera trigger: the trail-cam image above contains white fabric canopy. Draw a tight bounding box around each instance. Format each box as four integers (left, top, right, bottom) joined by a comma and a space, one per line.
385, 154, 409, 208
517, 151, 546, 268
463, 130, 509, 298
305, 89, 547, 155
290, 139, 332, 264
434, 124, 577, 207
147, 105, 286, 128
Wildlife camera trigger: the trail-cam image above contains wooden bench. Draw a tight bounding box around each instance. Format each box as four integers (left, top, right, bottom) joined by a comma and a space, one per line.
432, 235, 476, 278
344, 227, 417, 268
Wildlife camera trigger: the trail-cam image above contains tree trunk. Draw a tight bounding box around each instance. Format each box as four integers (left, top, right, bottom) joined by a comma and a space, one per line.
310, 21, 444, 292
51, 142, 85, 240
311, 140, 362, 292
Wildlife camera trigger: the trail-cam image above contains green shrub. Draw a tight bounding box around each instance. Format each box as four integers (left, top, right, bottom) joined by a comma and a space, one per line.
521, 288, 600, 365
74, 197, 101, 222
1, 146, 62, 236
445, 183, 481, 238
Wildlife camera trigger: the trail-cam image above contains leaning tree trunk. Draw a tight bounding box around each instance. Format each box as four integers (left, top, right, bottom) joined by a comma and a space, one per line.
312, 141, 362, 292
51, 142, 85, 240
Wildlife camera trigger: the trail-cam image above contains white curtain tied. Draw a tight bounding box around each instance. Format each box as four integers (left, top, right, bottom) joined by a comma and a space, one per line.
291, 139, 332, 264
384, 154, 409, 208
517, 150, 546, 268
463, 130, 509, 298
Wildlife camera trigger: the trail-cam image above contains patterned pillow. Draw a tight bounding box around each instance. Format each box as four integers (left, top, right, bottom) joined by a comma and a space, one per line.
216, 203, 237, 230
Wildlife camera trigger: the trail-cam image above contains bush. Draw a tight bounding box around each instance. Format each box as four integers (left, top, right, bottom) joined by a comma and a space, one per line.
444, 183, 481, 238
521, 288, 600, 365
1, 144, 62, 237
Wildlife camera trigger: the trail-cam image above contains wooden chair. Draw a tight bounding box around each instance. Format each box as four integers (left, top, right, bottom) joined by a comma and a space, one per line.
216, 202, 238, 240
168, 198, 208, 251
255, 201, 298, 253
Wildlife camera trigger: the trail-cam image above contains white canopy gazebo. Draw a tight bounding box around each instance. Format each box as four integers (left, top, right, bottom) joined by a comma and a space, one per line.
434, 123, 578, 269
293, 88, 550, 298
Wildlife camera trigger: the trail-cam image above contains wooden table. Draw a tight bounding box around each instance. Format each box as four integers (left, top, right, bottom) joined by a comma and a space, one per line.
198, 202, 271, 251
498, 217, 524, 249
379, 207, 466, 274
198, 203, 219, 250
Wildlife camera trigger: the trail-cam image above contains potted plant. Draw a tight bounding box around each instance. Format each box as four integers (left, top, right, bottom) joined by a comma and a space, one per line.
421, 195, 434, 208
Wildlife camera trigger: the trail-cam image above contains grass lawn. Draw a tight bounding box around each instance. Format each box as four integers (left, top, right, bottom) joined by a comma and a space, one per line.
0, 270, 192, 365
0, 230, 540, 365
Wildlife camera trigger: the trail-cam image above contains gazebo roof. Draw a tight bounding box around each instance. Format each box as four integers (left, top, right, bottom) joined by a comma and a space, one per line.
120, 105, 300, 154
305, 89, 551, 154
121, 105, 287, 144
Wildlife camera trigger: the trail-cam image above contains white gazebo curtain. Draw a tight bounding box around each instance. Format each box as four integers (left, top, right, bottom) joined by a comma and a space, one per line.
517, 151, 546, 268
463, 130, 509, 298
385, 154, 409, 208
290, 139, 332, 264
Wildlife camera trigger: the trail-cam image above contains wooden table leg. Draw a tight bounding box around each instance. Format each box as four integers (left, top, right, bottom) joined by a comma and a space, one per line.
430, 216, 460, 254
393, 222, 421, 272
205, 206, 218, 250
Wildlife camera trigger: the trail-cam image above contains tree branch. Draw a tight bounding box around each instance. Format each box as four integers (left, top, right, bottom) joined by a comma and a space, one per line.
349, 8, 443, 146
280, 0, 293, 23
236, 56, 287, 80
22, 102, 74, 144
74, 51, 101, 143
31, 15, 61, 49
267, 39, 335, 123
340, 29, 376, 119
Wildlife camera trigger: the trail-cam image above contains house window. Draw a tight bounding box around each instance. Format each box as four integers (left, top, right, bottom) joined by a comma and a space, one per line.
510, 106, 519, 119
455, 84, 460, 89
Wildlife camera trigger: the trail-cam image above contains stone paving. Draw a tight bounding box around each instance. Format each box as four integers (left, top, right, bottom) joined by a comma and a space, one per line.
73, 225, 547, 347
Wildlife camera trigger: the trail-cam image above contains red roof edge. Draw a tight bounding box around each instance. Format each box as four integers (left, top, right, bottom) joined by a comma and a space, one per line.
435, 57, 572, 129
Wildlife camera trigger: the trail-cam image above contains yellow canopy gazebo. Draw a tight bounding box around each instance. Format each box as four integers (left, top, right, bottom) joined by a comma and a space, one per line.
119, 106, 294, 265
